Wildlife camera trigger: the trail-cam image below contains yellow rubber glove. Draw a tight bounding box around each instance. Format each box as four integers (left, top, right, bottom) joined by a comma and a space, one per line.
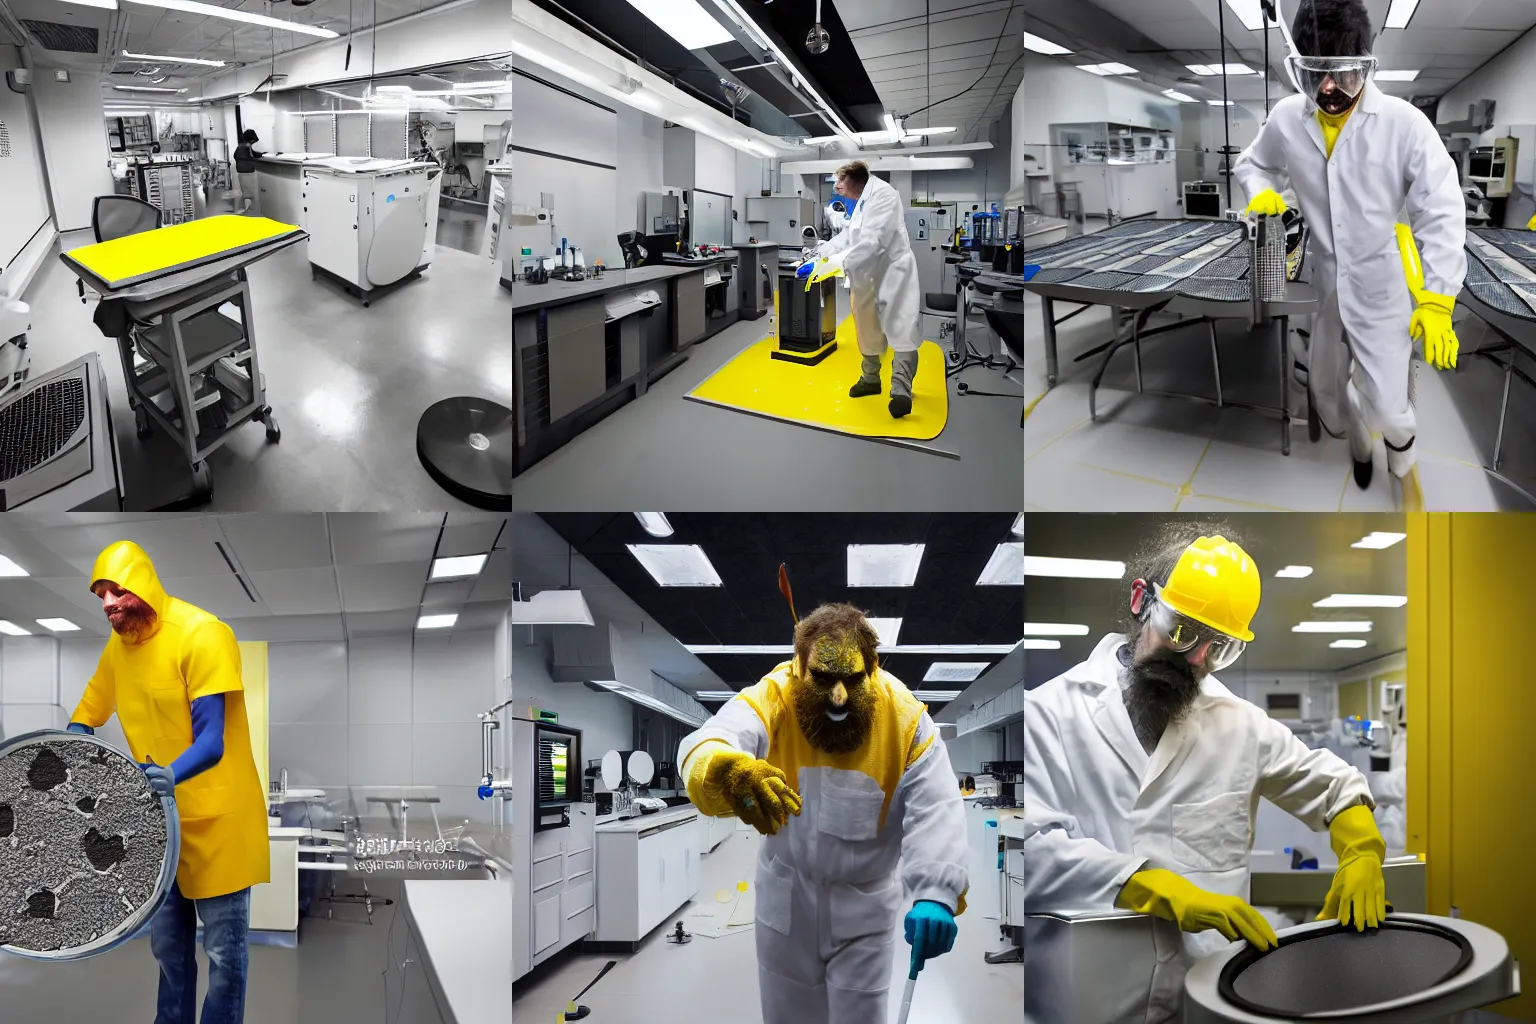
804, 255, 846, 291
687, 744, 802, 835
1244, 188, 1288, 218
1318, 804, 1387, 931
1116, 868, 1278, 951
1528, 213, 1536, 231
1411, 293, 1459, 371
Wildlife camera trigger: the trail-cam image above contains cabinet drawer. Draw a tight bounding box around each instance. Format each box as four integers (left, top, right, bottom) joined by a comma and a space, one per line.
565, 845, 595, 884
562, 879, 595, 920
534, 894, 562, 954
531, 850, 564, 895
547, 297, 606, 336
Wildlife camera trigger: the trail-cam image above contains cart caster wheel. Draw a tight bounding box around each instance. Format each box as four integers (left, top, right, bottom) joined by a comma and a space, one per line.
362, 300, 371, 308
135, 406, 152, 439
191, 461, 212, 500
265, 417, 281, 443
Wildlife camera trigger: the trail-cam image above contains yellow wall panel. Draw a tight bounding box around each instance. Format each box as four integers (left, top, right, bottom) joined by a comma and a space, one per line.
239, 641, 270, 799
1337, 679, 1368, 721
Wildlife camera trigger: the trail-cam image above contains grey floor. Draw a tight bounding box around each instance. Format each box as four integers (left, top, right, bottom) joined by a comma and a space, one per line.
510, 317, 1025, 511
436, 201, 487, 256
0, 876, 412, 1023
513, 823, 1023, 1024
1023, 232, 1536, 511
23, 220, 512, 511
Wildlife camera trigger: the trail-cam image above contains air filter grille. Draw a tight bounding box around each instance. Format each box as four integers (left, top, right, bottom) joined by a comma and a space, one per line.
21, 20, 99, 54
0, 377, 86, 480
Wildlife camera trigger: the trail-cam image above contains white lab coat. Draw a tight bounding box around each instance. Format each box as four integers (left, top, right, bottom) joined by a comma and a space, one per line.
1370, 730, 1407, 852
1233, 84, 1465, 470
678, 677, 967, 1024
1023, 635, 1374, 1023
817, 175, 921, 356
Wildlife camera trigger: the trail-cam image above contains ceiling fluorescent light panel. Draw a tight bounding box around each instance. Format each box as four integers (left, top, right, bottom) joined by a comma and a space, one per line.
627, 544, 723, 587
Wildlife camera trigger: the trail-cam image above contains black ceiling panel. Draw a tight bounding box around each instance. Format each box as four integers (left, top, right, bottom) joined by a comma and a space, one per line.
537, 513, 1022, 701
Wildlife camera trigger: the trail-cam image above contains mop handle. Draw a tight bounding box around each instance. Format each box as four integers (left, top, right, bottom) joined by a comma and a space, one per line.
896, 967, 918, 1024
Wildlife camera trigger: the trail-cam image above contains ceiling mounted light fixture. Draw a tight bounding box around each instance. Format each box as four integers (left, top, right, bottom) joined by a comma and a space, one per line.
924, 663, 987, 682
847, 544, 925, 587
634, 513, 674, 538
36, 618, 81, 632
0, 621, 33, 636
1292, 621, 1374, 633
627, 544, 724, 587
511, 589, 594, 626
1162, 89, 1197, 102
1384, 0, 1422, 30
1076, 63, 1137, 76
978, 542, 1024, 585
1352, 532, 1407, 550
1187, 63, 1255, 76
122, 50, 225, 67
54, 0, 118, 8
114, 85, 186, 93
1313, 594, 1408, 608
430, 554, 489, 580
806, 0, 830, 54
417, 614, 459, 630
1023, 32, 1072, 55
623, 0, 733, 50
122, 0, 340, 38
1373, 70, 1420, 82
1023, 639, 1062, 650
1330, 639, 1369, 649
1023, 556, 1125, 579
0, 554, 28, 577
1275, 565, 1314, 578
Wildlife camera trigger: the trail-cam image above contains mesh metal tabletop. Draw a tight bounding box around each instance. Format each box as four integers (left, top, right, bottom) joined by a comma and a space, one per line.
1464, 227, 1536, 323
1025, 219, 1255, 303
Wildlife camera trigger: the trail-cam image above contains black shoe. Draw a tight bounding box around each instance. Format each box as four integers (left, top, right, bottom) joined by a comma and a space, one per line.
849, 379, 881, 398
1353, 457, 1373, 489
889, 394, 912, 418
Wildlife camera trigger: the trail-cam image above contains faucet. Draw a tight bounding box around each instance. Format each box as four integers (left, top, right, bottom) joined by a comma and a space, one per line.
477, 698, 516, 801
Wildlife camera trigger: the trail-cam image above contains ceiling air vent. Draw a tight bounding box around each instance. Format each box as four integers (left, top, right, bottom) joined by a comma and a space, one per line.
0, 120, 9, 159
22, 20, 99, 54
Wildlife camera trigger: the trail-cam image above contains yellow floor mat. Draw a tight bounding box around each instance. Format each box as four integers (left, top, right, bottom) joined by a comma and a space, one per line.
688, 320, 950, 441
64, 216, 302, 290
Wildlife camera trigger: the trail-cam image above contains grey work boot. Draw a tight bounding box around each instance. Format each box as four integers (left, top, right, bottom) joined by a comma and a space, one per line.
849, 355, 883, 398
888, 348, 919, 418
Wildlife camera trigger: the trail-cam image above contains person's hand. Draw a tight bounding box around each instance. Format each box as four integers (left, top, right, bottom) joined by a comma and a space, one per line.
1410, 294, 1459, 371
1244, 189, 1288, 218
704, 750, 801, 835
66, 722, 95, 735
140, 758, 176, 798
904, 900, 957, 975
804, 255, 845, 291
1319, 804, 1387, 930
1117, 868, 1279, 951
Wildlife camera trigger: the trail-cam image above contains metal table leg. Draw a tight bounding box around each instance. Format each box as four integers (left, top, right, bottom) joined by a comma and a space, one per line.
1279, 315, 1292, 456
1494, 351, 1514, 471
1208, 319, 1224, 407
1089, 305, 1131, 422
1042, 295, 1059, 386
1132, 308, 1144, 393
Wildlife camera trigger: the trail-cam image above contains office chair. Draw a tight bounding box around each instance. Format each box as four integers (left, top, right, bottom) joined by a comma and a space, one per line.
77, 195, 162, 304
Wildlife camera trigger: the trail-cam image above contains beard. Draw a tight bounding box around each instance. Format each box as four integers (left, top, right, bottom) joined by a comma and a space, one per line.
1124, 644, 1202, 753
1316, 88, 1357, 115
792, 678, 878, 755
107, 596, 157, 641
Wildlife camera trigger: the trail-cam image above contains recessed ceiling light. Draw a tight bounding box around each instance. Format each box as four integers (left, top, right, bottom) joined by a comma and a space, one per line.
1330, 639, 1369, 649
1373, 70, 1420, 82
1023, 32, 1072, 55
58, 0, 118, 8
0, 621, 32, 636
1010, 513, 1024, 537
1187, 63, 1255, 76
1207, 100, 1235, 106
1292, 621, 1373, 633
417, 614, 459, 629
627, 544, 723, 587
1077, 63, 1137, 76
123, 49, 225, 67
1221, 0, 1267, 30
431, 554, 488, 580
913, 690, 961, 702
634, 513, 674, 538
113, 85, 186, 93
1024, 622, 1090, 636
847, 544, 925, 587
978, 542, 1023, 585
511, 590, 594, 626
866, 618, 902, 646
1023, 555, 1124, 579
123, 0, 340, 38
36, 618, 80, 632
1162, 89, 1197, 102
1275, 565, 1314, 578
1313, 594, 1407, 608
0, 555, 28, 577
622, 0, 733, 50
1352, 532, 1406, 550
1384, 0, 1421, 30
924, 663, 987, 682
1023, 639, 1062, 650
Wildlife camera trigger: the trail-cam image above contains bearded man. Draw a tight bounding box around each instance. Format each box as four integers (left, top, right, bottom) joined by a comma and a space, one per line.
678, 602, 968, 1024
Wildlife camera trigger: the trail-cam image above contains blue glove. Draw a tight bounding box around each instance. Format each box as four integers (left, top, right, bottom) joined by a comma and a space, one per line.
796, 261, 814, 279
904, 900, 957, 975
141, 758, 176, 798
66, 722, 95, 735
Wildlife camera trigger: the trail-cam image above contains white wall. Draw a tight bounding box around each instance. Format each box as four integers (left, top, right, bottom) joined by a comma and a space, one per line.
511, 632, 632, 767
1010, 78, 1024, 200
30, 72, 113, 232
1439, 29, 1536, 128
0, 48, 55, 299
943, 728, 1000, 774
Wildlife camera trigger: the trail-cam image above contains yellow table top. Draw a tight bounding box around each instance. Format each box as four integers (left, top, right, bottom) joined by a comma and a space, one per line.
63, 216, 303, 291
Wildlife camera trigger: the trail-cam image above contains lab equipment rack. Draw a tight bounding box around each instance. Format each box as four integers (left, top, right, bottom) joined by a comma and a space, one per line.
127, 160, 197, 226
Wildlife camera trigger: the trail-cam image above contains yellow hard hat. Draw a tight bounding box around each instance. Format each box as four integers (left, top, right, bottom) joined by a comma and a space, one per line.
1157, 535, 1260, 643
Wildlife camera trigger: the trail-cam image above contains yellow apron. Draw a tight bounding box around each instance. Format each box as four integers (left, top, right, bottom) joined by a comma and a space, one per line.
71, 541, 270, 899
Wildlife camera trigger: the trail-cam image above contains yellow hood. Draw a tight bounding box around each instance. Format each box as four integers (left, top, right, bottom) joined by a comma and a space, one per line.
90, 541, 170, 622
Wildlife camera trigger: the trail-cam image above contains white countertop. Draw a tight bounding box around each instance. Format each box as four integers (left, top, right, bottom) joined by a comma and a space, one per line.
304, 156, 432, 175
595, 804, 701, 833
402, 880, 512, 1024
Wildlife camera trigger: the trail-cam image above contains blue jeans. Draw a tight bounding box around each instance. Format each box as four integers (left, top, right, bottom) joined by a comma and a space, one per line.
150, 882, 251, 1024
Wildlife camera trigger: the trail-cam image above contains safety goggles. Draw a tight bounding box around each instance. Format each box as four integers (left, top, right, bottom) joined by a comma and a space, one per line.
1287, 54, 1376, 102
1145, 589, 1247, 672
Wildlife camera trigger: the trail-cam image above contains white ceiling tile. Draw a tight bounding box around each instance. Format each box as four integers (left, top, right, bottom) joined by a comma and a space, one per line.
159, 574, 265, 620
337, 562, 429, 612
247, 568, 344, 615
218, 514, 335, 571
343, 608, 421, 637
231, 613, 347, 641
330, 514, 443, 566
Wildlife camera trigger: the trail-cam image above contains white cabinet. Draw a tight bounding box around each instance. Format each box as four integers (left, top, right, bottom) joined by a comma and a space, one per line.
513, 802, 596, 982
594, 809, 703, 950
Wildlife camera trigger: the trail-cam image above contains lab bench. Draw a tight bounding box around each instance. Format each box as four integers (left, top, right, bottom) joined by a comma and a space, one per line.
397, 878, 513, 1024
589, 805, 703, 952
507, 257, 738, 475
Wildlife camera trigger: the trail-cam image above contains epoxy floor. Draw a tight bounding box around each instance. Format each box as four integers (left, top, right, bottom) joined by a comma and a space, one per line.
1023, 288, 1536, 511
513, 823, 1022, 1024
21, 220, 511, 512
510, 316, 1025, 511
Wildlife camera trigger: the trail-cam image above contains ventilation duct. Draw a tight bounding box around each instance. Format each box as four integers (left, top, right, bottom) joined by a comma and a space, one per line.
552, 618, 622, 683
22, 21, 99, 55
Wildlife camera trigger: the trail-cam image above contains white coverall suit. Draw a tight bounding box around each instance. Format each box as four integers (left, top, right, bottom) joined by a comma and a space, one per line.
1233, 82, 1465, 477
815, 176, 923, 397
1022, 635, 1374, 1023
1370, 729, 1407, 852
678, 664, 968, 1024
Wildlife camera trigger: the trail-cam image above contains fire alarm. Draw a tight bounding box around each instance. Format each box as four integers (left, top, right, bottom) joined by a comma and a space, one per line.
54, 69, 71, 83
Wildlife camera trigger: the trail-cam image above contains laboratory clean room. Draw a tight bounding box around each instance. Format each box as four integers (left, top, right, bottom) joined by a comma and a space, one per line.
0, 511, 517, 1024
507, 512, 1024, 1024
504, 0, 1024, 510
0, 0, 515, 511
1020, 0, 1536, 513
1021, 511, 1535, 1023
